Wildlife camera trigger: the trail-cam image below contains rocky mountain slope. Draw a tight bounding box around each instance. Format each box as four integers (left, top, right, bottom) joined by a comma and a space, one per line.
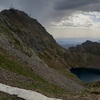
69, 40, 100, 55
68, 40, 100, 68
0, 8, 87, 99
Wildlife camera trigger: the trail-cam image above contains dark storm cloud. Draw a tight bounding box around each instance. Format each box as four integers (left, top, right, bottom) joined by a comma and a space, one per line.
55, 0, 100, 11
0, 0, 53, 24
1, 0, 100, 27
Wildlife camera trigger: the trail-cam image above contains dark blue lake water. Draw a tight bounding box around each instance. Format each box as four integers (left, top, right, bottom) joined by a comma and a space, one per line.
70, 68, 100, 83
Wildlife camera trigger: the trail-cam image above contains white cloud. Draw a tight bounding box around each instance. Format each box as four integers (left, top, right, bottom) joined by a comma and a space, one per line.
51, 11, 100, 30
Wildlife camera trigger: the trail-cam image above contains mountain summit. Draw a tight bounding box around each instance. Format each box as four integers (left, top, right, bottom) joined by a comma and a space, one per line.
0, 9, 88, 99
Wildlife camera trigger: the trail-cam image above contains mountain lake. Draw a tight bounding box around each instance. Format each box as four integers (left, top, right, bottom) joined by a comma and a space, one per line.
70, 68, 100, 82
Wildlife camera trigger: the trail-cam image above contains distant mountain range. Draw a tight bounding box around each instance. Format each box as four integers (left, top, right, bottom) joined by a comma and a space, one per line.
69, 40, 100, 55
61, 44, 77, 49
68, 40, 100, 69
56, 38, 100, 49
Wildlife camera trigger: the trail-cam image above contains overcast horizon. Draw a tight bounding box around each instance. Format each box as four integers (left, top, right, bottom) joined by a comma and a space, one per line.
0, 0, 100, 40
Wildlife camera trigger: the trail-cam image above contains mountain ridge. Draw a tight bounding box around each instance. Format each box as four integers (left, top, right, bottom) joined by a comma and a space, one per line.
68, 40, 100, 68
0, 8, 85, 99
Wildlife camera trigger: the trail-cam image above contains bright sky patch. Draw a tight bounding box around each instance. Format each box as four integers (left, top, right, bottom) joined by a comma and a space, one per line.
51, 11, 100, 30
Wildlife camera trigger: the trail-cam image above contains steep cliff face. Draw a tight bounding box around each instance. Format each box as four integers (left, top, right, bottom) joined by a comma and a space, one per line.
0, 8, 85, 99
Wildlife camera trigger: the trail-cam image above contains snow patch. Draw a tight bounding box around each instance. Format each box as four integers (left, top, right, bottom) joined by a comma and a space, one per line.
0, 83, 62, 100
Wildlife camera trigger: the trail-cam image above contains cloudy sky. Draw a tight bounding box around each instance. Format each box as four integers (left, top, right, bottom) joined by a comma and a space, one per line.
0, 0, 100, 39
